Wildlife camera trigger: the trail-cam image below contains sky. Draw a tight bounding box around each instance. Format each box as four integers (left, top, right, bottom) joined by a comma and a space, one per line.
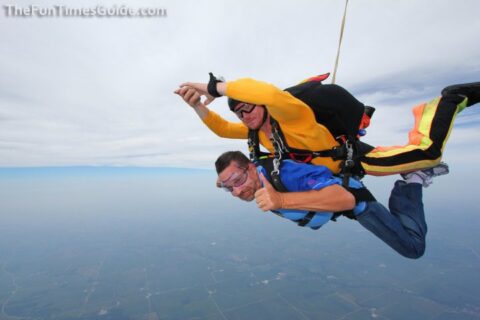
1, 4, 480, 316
1, 0, 479, 169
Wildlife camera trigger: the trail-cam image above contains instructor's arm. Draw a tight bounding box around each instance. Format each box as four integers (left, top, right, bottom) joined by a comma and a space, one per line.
174, 85, 248, 139
174, 86, 210, 119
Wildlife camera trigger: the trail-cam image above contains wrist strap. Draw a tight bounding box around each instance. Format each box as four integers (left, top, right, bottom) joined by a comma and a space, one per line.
207, 72, 223, 97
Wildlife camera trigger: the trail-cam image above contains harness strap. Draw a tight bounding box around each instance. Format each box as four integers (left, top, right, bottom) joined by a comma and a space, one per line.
332, 210, 355, 221
341, 138, 355, 187
259, 157, 375, 226
348, 186, 376, 203
331, 186, 376, 221
270, 171, 287, 192
258, 157, 288, 192
247, 129, 261, 162
268, 118, 374, 187
297, 211, 316, 227
259, 158, 315, 228
312, 147, 347, 159
251, 116, 374, 173
247, 110, 273, 163
270, 117, 355, 187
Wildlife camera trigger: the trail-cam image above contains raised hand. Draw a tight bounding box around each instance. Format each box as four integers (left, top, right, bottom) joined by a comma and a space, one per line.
255, 173, 284, 211
174, 86, 204, 108
177, 82, 215, 106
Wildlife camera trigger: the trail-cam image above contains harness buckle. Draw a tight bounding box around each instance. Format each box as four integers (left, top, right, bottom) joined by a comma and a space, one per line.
272, 157, 281, 175
344, 140, 355, 168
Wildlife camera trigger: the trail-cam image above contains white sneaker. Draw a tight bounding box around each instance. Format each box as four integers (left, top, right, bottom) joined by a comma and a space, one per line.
401, 162, 449, 187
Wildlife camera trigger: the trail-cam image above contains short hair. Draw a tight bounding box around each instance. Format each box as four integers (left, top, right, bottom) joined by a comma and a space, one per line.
215, 151, 250, 174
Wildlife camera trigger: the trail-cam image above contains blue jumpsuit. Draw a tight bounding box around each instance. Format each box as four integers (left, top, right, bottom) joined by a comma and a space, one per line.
258, 160, 426, 259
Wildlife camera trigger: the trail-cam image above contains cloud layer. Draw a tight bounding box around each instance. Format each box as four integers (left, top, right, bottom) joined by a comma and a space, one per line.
1, 0, 479, 168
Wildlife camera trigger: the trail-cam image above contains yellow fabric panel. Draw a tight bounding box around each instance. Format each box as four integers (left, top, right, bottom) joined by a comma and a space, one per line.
416, 98, 439, 148
366, 99, 438, 159
361, 97, 467, 176
362, 159, 441, 176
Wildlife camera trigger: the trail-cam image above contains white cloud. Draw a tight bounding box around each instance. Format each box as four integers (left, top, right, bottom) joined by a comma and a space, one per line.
0, 0, 479, 168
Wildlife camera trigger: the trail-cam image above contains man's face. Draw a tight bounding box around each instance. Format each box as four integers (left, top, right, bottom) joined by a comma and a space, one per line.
217, 161, 261, 201
233, 103, 266, 130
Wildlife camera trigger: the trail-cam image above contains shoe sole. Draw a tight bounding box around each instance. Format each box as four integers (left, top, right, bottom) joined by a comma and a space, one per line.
442, 81, 480, 94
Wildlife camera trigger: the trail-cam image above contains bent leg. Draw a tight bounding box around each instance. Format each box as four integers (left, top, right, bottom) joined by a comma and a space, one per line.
356, 181, 426, 259
360, 94, 467, 176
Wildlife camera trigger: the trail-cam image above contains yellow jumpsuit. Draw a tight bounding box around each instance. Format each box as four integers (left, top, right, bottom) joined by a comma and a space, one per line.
202, 78, 467, 175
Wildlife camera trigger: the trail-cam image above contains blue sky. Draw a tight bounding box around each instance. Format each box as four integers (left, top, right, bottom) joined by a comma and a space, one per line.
0, 0, 479, 169
1, 4, 479, 318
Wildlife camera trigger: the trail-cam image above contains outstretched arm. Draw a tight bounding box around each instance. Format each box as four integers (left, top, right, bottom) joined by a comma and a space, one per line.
225, 79, 311, 123
174, 85, 248, 139
255, 174, 355, 212
179, 79, 315, 127
174, 86, 210, 119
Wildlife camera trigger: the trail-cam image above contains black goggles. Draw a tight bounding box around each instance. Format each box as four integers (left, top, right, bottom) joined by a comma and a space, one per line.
233, 103, 256, 119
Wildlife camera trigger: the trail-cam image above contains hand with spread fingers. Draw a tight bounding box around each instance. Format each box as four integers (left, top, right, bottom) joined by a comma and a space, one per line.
255, 173, 284, 211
